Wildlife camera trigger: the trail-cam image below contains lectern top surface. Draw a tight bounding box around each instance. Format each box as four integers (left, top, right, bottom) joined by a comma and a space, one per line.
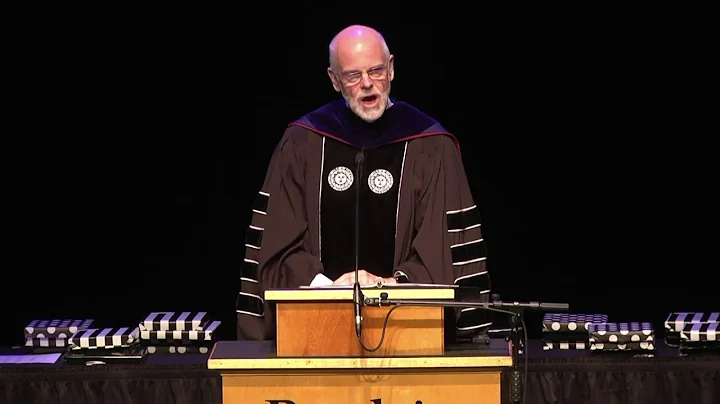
207, 340, 512, 370
297, 283, 457, 289
265, 285, 455, 301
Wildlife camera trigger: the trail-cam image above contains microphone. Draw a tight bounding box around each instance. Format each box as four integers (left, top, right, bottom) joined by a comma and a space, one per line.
353, 150, 365, 339
364, 295, 569, 311
360, 290, 569, 404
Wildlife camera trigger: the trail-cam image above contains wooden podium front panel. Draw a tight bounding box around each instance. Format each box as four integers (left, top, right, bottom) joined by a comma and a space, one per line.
221, 370, 500, 404
275, 302, 443, 357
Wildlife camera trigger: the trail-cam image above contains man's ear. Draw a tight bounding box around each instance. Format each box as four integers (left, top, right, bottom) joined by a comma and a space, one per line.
327, 68, 341, 92
387, 55, 395, 82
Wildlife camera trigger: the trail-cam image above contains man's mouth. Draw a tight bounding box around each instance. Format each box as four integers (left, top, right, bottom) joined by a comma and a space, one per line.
360, 95, 379, 106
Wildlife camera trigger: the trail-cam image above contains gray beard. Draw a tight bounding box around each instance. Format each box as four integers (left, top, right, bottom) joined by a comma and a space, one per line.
343, 90, 391, 123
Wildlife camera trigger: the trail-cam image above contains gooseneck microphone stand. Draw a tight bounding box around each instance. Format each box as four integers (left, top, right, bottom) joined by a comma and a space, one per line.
365, 292, 569, 404
352, 150, 365, 339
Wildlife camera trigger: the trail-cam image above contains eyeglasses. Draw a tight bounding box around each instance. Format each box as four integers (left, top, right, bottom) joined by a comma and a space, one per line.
336, 65, 388, 86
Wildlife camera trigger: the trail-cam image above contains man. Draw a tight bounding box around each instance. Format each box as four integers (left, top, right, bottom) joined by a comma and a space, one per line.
236, 25, 492, 341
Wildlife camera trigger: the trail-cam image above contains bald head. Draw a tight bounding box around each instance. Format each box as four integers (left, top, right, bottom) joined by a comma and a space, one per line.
327, 25, 395, 123
329, 25, 390, 71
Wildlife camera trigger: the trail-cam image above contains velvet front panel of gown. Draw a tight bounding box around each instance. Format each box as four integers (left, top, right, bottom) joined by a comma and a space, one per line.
319, 138, 407, 281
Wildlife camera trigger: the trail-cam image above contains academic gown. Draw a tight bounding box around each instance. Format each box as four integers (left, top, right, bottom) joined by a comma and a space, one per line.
236, 99, 493, 341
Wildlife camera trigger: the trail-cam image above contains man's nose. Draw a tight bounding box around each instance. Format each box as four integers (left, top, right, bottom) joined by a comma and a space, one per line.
360, 73, 373, 89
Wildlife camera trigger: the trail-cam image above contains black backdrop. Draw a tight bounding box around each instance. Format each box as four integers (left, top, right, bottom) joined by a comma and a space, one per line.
3, 6, 714, 347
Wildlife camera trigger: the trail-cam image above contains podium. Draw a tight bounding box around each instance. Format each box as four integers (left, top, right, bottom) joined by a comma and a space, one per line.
266, 286, 453, 357
209, 286, 513, 403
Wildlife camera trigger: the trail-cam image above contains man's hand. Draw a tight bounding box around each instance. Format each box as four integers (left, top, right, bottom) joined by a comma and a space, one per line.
332, 270, 397, 286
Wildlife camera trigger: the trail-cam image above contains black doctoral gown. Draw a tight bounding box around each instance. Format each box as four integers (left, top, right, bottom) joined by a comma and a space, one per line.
236, 99, 493, 341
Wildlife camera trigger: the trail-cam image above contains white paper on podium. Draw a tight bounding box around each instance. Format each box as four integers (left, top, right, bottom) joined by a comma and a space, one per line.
308, 273, 333, 287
